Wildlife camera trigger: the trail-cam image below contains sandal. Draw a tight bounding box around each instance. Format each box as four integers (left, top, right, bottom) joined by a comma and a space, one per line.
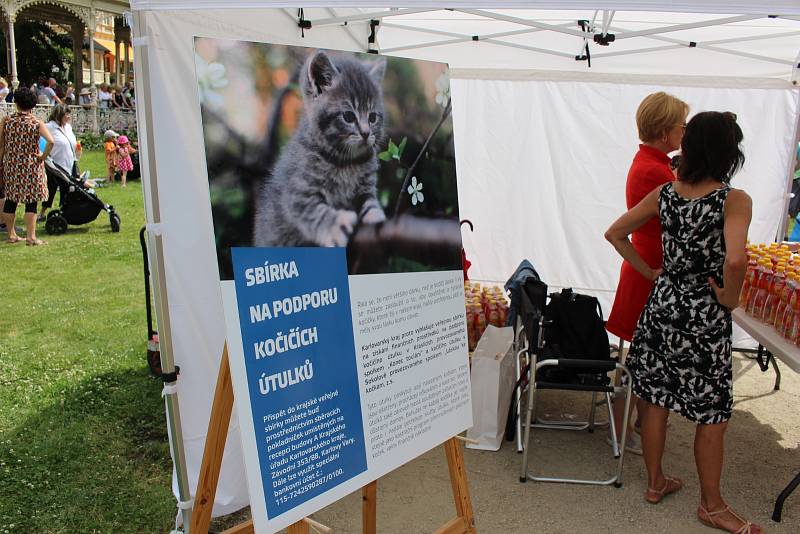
698, 504, 762, 534
6, 236, 22, 244
645, 475, 683, 504
25, 238, 47, 246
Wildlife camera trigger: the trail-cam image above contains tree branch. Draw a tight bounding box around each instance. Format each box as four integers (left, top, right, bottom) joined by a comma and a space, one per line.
347, 214, 461, 274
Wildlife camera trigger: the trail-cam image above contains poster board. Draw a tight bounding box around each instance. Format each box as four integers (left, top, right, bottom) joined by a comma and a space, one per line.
194, 37, 472, 532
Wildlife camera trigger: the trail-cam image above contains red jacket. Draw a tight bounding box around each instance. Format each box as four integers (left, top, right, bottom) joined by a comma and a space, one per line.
606, 145, 674, 342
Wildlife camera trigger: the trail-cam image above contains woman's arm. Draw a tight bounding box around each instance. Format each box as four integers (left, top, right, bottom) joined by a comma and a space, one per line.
38, 119, 54, 161
605, 184, 665, 281
710, 189, 752, 309
0, 116, 7, 161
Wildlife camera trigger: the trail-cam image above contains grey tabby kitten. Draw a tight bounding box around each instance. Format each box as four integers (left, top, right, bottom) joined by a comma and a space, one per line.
253, 50, 387, 248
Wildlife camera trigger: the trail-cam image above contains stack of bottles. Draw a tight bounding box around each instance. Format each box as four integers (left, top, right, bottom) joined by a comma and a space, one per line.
464, 282, 509, 351
740, 242, 800, 344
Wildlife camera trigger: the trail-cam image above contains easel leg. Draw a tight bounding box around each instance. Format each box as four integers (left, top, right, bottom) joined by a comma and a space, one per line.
363, 481, 377, 534
191, 344, 235, 534
434, 437, 476, 534
287, 521, 310, 534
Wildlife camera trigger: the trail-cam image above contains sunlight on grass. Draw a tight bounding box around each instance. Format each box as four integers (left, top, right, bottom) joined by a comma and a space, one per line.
0, 150, 176, 532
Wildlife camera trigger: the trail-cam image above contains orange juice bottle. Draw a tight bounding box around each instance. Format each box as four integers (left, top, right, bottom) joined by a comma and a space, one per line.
782, 281, 800, 340
775, 273, 795, 335
740, 251, 759, 308
764, 264, 786, 324
746, 260, 768, 316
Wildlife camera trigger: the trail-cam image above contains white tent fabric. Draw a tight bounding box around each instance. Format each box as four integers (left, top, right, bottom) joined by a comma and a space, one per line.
129, 3, 800, 521
130, 1, 800, 16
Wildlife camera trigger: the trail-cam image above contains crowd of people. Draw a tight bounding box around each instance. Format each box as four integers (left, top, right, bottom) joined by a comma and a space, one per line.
0, 76, 135, 110
0, 85, 136, 246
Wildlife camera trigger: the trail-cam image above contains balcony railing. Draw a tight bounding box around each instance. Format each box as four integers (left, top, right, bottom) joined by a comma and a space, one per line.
0, 103, 137, 136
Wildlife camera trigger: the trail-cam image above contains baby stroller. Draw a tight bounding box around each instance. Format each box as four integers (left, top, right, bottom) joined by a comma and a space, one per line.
43, 158, 121, 234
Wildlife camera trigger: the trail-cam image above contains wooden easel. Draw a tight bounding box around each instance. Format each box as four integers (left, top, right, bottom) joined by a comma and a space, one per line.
189, 343, 476, 534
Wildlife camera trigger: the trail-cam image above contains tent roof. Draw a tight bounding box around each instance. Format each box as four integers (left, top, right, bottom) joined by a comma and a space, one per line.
129, 2, 800, 16
129, 4, 800, 80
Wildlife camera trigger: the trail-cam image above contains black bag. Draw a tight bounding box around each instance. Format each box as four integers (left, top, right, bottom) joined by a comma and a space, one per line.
539, 288, 611, 384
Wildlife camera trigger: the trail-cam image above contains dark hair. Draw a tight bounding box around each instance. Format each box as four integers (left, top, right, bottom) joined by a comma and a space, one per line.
48, 104, 70, 125
13, 87, 37, 110
677, 111, 744, 184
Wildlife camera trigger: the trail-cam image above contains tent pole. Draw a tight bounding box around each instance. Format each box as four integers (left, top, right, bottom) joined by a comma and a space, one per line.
612, 14, 762, 40
311, 8, 436, 27
132, 10, 194, 532
777, 106, 800, 242
325, 8, 367, 51
380, 21, 579, 41
456, 8, 592, 39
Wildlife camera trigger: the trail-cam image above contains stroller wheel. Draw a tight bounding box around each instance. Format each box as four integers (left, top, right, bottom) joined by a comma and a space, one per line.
110, 212, 121, 233
45, 214, 68, 235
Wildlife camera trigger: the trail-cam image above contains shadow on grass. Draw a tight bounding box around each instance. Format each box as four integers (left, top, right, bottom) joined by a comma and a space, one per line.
0, 366, 175, 533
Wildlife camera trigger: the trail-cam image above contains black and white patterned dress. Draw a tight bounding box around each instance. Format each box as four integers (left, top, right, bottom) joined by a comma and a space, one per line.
626, 182, 732, 425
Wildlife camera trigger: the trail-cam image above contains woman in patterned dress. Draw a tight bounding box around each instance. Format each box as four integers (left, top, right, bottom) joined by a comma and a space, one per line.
605, 112, 761, 533
1, 87, 53, 245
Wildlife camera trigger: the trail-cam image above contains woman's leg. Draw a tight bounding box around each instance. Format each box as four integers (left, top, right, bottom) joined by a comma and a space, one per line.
23, 202, 39, 243
640, 400, 670, 489
3, 199, 19, 241
695, 422, 761, 532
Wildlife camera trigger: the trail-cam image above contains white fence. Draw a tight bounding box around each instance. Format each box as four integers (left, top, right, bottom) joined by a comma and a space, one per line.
0, 103, 137, 136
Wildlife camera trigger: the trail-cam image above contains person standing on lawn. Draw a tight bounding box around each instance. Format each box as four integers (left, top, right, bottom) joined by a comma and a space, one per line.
104, 130, 119, 183
1, 87, 54, 246
116, 135, 135, 188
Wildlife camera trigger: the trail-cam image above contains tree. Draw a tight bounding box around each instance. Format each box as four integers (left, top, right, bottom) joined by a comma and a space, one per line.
0, 20, 74, 86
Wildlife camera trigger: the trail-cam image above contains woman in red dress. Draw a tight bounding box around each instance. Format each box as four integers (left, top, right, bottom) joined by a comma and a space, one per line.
607, 92, 689, 453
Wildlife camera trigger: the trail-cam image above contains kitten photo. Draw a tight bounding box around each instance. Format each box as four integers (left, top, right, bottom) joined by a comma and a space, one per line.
253, 50, 387, 248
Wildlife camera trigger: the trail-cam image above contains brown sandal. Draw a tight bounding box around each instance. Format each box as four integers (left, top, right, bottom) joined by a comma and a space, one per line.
6, 236, 22, 244
25, 238, 47, 246
645, 475, 683, 504
698, 504, 762, 533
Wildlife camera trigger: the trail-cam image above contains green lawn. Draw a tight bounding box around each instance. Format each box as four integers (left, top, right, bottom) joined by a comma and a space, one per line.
0, 150, 176, 532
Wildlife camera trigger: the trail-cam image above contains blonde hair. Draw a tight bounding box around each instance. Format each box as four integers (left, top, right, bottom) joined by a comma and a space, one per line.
0, 78, 7, 87
636, 92, 689, 143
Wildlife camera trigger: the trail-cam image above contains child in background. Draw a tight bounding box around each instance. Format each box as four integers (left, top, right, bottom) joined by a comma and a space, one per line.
116, 135, 136, 188
103, 130, 119, 183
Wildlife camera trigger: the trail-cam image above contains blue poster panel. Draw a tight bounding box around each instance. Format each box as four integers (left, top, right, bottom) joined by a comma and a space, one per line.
231, 247, 367, 517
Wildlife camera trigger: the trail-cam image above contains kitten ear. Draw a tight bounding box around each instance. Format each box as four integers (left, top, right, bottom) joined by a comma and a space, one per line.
367, 58, 386, 83
305, 51, 338, 97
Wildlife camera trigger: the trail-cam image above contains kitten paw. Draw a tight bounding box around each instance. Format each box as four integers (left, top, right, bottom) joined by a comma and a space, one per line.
319, 209, 358, 247
361, 207, 386, 225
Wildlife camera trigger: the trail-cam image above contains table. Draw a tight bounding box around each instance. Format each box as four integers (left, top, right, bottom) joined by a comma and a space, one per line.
732, 308, 800, 523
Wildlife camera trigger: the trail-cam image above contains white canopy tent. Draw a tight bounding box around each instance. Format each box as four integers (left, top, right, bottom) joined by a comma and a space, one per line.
127, 2, 800, 529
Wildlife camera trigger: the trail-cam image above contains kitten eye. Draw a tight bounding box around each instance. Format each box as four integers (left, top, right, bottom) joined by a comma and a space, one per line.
342, 111, 356, 123
368, 112, 378, 123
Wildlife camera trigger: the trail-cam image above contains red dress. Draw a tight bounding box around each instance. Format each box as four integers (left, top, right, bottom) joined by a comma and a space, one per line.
606, 145, 674, 342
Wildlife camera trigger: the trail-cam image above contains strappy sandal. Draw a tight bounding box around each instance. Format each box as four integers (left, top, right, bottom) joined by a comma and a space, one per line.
6, 236, 22, 244
645, 475, 683, 504
698, 504, 762, 533
25, 238, 47, 246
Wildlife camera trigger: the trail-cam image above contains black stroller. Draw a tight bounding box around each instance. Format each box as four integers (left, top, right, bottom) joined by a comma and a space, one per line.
43, 158, 121, 234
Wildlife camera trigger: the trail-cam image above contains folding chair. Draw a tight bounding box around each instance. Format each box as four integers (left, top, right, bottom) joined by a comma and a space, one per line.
517, 290, 634, 487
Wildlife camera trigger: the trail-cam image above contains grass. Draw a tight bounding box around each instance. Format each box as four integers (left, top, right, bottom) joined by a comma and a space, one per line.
0, 150, 176, 533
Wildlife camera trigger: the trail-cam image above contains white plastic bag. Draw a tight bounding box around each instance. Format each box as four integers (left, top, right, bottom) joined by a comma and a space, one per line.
466, 325, 516, 451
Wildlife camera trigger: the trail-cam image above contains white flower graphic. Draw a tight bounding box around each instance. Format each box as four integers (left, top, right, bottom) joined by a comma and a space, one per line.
435, 71, 450, 108
195, 54, 229, 108
407, 176, 424, 206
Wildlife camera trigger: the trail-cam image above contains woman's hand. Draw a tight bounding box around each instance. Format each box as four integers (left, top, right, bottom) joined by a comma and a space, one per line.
37, 152, 46, 163
709, 277, 738, 310
648, 267, 663, 281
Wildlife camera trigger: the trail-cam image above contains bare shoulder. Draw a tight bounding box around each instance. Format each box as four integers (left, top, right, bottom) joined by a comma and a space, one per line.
724, 187, 752, 216
726, 188, 752, 207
